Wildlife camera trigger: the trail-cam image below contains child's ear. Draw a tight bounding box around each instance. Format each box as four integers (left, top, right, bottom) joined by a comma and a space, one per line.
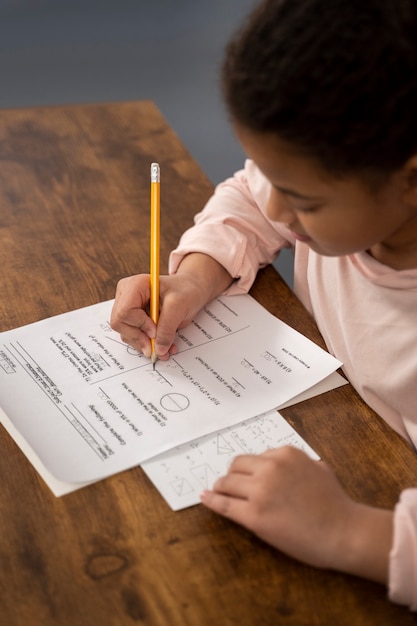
402, 155, 417, 207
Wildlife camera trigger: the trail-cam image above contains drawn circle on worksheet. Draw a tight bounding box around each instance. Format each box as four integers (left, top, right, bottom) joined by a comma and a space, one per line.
126, 346, 141, 356
160, 393, 190, 412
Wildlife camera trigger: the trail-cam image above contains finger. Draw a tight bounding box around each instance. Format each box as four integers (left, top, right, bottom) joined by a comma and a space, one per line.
154, 308, 181, 357
112, 309, 156, 338
110, 275, 151, 331
200, 490, 249, 523
212, 472, 252, 499
227, 454, 262, 474
116, 322, 153, 357
261, 446, 316, 469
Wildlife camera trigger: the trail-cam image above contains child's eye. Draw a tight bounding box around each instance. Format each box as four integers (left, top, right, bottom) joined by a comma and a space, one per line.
294, 204, 320, 214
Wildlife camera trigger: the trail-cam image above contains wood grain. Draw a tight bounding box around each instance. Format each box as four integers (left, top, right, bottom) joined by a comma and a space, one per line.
0, 101, 416, 626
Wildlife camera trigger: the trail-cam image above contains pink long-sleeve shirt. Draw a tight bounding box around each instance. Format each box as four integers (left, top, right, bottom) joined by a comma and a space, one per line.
169, 159, 417, 609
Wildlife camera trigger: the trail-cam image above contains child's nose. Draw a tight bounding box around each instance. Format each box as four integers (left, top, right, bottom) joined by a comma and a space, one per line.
266, 187, 295, 224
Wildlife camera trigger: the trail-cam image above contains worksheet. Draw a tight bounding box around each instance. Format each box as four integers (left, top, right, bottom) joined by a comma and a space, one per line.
141, 371, 347, 510
143, 410, 319, 511
0, 295, 341, 484
0, 370, 347, 500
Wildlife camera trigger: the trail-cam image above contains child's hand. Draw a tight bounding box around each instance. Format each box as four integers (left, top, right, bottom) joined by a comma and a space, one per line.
110, 253, 234, 361
201, 446, 392, 583
110, 272, 208, 360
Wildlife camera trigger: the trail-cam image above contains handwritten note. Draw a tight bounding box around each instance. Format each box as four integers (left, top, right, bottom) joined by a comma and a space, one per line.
0, 294, 341, 487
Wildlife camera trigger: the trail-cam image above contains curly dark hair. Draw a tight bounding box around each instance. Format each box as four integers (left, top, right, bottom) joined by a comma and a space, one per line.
222, 0, 417, 177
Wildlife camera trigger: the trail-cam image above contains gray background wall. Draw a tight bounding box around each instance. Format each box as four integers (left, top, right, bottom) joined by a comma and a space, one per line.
0, 0, 294, 286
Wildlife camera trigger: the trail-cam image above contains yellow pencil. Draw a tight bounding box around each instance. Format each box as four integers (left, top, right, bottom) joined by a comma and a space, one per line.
150, 162, 160, 369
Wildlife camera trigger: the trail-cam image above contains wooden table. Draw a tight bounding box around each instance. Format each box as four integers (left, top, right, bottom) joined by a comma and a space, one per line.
0, 101, 416, 626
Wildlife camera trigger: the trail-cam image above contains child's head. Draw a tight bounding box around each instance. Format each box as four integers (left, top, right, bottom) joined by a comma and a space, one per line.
222, 0, 417, 181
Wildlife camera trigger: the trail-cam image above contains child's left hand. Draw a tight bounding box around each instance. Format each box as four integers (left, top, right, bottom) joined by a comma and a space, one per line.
200, 446, 392, 582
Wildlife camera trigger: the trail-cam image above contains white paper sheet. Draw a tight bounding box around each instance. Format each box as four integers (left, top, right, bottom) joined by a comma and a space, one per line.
0, 372, 347, 499
141, 372, 347, 510
0, 294, 341, 486
142, 411, 319, 511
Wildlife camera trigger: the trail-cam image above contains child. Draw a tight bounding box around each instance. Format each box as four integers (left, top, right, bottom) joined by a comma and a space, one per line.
110, 0, 417, 608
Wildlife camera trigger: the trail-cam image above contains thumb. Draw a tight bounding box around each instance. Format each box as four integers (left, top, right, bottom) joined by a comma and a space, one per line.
154, 308, 180, 357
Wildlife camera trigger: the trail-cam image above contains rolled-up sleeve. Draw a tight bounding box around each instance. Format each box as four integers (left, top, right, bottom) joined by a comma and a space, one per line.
169, 160, 294, 295
389, 489, 417, 609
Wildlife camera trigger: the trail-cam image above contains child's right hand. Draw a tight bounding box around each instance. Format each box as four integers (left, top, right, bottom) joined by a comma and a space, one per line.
110, 253, 234, 361
110, 272, 210, 360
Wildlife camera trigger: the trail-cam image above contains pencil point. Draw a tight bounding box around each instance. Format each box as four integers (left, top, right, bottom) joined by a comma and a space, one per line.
151, 352, 157, 370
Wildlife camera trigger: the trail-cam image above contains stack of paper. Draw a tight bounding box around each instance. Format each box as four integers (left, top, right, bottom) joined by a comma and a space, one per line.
0, 295, 345, 509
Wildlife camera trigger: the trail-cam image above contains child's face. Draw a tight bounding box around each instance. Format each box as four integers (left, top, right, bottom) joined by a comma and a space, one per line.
235, 124, 417, 264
